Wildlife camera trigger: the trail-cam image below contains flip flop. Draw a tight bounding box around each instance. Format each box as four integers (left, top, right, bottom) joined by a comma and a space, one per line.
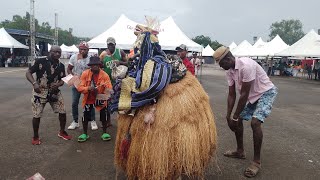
78, 134, 90, 142
101, 133, 111, 141
223, 150, 246, 159
244, 161, 261, 178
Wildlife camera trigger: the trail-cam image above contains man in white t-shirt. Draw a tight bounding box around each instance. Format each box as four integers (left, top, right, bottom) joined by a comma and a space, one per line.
190, 52, 202, 76
67, 41, 98, 130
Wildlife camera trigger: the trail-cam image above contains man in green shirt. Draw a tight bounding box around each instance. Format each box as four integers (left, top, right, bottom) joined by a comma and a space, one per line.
99, 37, 127, 126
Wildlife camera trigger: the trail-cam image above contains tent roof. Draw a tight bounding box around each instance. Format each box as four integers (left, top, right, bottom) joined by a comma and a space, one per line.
276, 30, 320, 57
88, 14, 138, 49
253, 37, 266, 48
0, 28, 29, 49
158, 16, 203, 52
5, 28, 54, 40
69, 45, 79, 52
228, 42, 237, 51
202, 44, 214, 56
231, 40, 252, 56
60, 44, 79, 52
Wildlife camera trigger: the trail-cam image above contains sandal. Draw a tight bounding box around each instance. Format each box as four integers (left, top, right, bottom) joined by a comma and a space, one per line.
244, 161, 261, 178
223, 150, 246, 159
78, 134, 90, 142
101, 133, 111, 141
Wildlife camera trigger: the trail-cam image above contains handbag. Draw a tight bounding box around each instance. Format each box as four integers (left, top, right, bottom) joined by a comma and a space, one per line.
110, 54, 128, 80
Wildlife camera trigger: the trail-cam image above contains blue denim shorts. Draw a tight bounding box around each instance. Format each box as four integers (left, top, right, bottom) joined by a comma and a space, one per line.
240, 86, 278, 122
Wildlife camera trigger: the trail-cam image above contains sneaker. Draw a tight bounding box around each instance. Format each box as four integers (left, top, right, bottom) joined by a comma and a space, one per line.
58, 131, 72, 140
91, 121, 98, 130
68, 121, 80, 130
32, 137, 41, 145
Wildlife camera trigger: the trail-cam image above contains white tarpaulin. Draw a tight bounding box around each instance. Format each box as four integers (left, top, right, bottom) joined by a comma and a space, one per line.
0, 28, 29, 49
202, 44, 214, 56
276, 30, 320, 57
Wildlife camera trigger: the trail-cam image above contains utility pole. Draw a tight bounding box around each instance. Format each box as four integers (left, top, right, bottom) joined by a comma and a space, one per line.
54, 13, 58, 45
30, 0, 36, 63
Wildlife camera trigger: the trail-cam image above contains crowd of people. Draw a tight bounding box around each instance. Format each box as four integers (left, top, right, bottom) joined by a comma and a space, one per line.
257, 58, 320, 80
25, 34, 282, 178
25, 37, 203, 144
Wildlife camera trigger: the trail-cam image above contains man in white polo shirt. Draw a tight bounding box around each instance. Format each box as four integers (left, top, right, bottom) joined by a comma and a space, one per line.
67, 41, 98, 130
213, 46, 278, 178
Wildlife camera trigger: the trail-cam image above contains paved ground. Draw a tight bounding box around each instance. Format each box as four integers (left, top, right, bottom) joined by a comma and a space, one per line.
0, 63, 319, 180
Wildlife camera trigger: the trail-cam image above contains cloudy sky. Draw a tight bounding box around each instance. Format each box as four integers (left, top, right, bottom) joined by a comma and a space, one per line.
1, 0, 319, 45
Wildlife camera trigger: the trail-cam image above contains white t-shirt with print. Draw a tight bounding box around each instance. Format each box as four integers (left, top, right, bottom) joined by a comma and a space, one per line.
68, 53, 90, 76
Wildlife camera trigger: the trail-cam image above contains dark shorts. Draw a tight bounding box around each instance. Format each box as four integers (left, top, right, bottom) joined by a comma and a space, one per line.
240, 86, 278, 122
83, 104, 106, 122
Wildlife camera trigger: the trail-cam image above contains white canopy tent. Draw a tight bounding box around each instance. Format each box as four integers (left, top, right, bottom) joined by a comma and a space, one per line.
158, 16, 203, 52
276, 30, 320, 57
60, 44, 69, 52
250, 35, 289, 56
201, 45, 214, 56
228, 42, 237, 51
88, 14, 203, 52
0, 28, 29, 49
253, 37, 266, 48
69, 45, 79, 52
231, 40, 253, 57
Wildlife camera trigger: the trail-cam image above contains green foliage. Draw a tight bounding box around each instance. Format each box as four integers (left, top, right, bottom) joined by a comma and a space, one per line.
269, 19, 305, 45
0, 12, 89, 46
192, 35, 223, 50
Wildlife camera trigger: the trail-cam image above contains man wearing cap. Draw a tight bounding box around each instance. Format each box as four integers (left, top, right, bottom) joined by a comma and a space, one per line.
67, 41, 98, 130
213, 46, 278, 178
99, 37, 127, 126
176, 44, 195, 75
26, 45, 72, 145
76, 56, 113, 142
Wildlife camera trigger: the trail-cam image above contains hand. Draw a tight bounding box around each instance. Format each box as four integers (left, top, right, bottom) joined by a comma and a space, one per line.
226, 116, 238, 132
232, 114, 239, 120
113, 60, 120, 66
50, 82, 60, 90
33, 83, 41, 93
88, 86, 95, 91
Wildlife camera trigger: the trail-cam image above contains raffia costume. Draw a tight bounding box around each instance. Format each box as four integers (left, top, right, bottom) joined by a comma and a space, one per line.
111, 21, 217, 179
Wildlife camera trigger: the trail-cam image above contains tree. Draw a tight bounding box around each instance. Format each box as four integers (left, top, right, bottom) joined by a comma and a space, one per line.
210, 40, 223, 50
269, 19, 305, 45
192, 35, 212, 47
192, 35, 222, 51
